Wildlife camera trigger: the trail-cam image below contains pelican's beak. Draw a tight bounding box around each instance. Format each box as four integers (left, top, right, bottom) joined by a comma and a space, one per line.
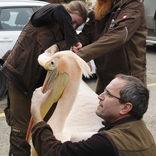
26, 53, 69, 143
40, 68, 69, 117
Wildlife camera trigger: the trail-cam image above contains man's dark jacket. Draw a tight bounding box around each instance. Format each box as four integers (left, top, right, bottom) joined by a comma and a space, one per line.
76, 0, 147, 94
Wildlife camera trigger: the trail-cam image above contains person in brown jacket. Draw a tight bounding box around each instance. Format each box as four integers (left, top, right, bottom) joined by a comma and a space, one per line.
1, 1, 88, 156
30, 74, 156, 156
69, 0, 147, 94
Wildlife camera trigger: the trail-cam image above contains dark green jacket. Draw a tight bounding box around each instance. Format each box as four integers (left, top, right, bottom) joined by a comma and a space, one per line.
103, 120, 156, 156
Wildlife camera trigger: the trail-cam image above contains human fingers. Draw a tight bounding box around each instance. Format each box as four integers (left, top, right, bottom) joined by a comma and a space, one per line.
31, 87, 52, 109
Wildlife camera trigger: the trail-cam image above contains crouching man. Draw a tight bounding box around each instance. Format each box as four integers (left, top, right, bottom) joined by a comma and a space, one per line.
31, 74, 156, 156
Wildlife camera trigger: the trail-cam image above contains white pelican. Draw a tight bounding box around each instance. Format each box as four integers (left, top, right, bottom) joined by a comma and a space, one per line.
26, 51, 103, 155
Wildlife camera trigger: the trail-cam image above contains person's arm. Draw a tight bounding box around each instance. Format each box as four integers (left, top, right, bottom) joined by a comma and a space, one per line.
32, 121, 63, 156
76, 1, 146, 62
31, 4, 78, 47
44, 42, 82, 55
32, 121, 116, 156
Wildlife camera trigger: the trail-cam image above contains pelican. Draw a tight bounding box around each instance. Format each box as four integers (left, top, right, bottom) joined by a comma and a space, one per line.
26, 51, 103, 155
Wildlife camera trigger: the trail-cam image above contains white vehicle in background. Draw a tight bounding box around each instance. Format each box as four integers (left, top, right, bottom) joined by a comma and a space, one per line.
0, 0, 49, 58
144, 0, 156, 45
0, 0, 49, 99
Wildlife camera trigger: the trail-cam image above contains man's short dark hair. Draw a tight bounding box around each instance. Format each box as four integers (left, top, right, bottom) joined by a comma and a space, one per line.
115, 74, 149, 119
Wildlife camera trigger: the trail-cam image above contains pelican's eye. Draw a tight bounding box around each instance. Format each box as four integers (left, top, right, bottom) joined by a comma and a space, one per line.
48, 58, 58, 70
51, 61, 54, 65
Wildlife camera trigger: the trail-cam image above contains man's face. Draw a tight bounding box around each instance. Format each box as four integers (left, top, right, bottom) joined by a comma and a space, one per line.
96, 78, 127, 123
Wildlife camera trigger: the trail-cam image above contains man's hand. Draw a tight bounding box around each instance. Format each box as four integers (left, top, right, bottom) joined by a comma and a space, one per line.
31, 87, 52, 124
70, 42, 82, 53
44, 44, 59, 55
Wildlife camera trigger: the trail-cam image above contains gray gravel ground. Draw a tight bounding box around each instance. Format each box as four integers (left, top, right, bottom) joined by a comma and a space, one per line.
0, 97, 10, 156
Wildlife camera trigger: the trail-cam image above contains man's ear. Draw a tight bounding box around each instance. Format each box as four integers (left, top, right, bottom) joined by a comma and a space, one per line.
120, 102, 133, 115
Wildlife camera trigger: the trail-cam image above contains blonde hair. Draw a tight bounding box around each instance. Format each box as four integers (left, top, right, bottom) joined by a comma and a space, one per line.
64, 1, 88, 22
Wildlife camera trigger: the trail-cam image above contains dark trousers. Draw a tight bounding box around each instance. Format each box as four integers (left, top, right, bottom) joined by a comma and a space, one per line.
4, 80, 32, 156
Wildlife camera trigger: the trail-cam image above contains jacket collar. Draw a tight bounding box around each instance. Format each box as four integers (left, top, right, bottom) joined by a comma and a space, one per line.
111, 0, 122, 11
99, 116, 139, 131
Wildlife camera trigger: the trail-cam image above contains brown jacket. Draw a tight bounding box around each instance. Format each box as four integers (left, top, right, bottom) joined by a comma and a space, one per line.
2, 20, 64, 95
76, 0, 147, 93
2, 4, 79, 95
103, 120, 156, 156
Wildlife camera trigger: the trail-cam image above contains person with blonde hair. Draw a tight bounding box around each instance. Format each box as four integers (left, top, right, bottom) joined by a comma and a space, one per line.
2, 1, 88, 155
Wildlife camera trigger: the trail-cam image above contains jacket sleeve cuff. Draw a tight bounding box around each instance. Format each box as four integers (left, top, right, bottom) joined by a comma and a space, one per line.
56, 41, 70, 51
